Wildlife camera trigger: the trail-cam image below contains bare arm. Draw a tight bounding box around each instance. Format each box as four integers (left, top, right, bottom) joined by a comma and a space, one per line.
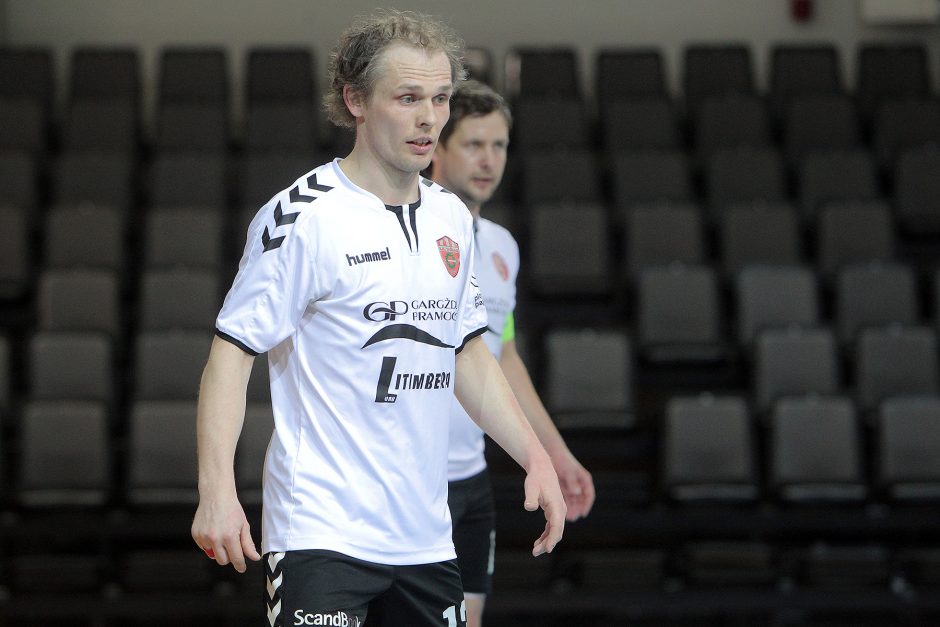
191, 336, 261, 572
454, 336, 566, 556
499, 339, 595, 520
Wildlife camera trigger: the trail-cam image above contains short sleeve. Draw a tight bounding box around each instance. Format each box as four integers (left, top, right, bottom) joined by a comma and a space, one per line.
216, 199, 326, 354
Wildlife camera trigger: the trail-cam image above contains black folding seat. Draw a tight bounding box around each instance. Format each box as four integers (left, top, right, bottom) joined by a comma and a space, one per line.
815, 201, 894, 280
855, 325, 939, 416
542, 327, 633, 429
753, 327, 841, 416
0, 151, 38, 209
245, 101, 317, 151
62, 100, 137, 153
684, 44, 754, 114
28, 332, 114, 404
783, 95, 861, 167
834, 261, 919, 345
37, 268, 121, 338
0, 205, 31, 300
0, 99, 45, 154
856, 43, 929, 124
125, 400, 199, 506
53, 151, 134, 211
526, 203, 612, 298
245, 47, 315, 105
705, 147, 786, 220
519, 149, 602, 205
694, 95, 771, 159
132, 330, 212, 402
877, 396, 940, 501
769, 44, 842, 120
0, 46, 53, 129
872, 97, 940, 170
600, 97, 680, 156
159, 46, 228, 106
142, 207, 225, 271
156, 102, 229, 151
662, 395, 758, 502
769, 396, 865, 503
625, 203, 705, 275
894, 147, 940, 235
150, 151, 227, 209
610, 150, 693, 216
718, 202, 801, 279
595, 48, 667, 102
138, 268, 220, 332
797, 149, 879, 221
506, 47, 580, 99
637, 263, 727, 363
18, 400, 111, 507
512, 99, 589, 150
44, 205, 125, 271
736, 265, 820, 347
69, 46, 139, 105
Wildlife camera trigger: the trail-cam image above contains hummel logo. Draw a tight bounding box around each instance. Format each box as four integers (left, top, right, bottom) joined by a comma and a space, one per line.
347, 246, 391, 266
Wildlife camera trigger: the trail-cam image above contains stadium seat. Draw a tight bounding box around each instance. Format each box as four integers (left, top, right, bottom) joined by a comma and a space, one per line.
894, 146, 940, 235
753, 326, 841, 415
718, 202, 801, 279
694, 95, 771, 160
37, 268, 121, 337
18, 400, 111, 507
637, 263, 728, 363
662, 395, 758, 502
125, 400, 199, 506
705, 147, 786, 219
156, 101, 229, 151
735, 265, 820, 347
132, 331, 211, 402
68, 46, 139, 106
0, 205, 31, 300
768, 396, 865, 503
595, 48, 667, 102
28, 332, 114, 403
877, 396, 940, 501
816, 201, 895, 280
782, 95, 861, 167
150, 151, 227, 210
769, 44, 843, 120
797, 149, 879, 220
684, 44, 754, 114
855, 325, 940, 416
245, 101, 318, 151
0, 99, 46, 154
44, 205, 126, 271
138, 268, 221, 332
625, 203, 705, 276
236, 402, 274, 507
158, 46, 228, 106
142, 207, 225, 271
834, 261, 919, 345
519, 149, 602, 205
600, 97, 681, 155
53, 151, 135, 210
611, 151, 694, 216
871, 97, 940, 171
0, 46, 54, 122
506, 46, 580, 99
856, 43, 929, 124
62, 100, 138, 152
245, 46, 315, 105
0, 150, 38, 210
543, 327, 633, 429
512, 98, 589, 150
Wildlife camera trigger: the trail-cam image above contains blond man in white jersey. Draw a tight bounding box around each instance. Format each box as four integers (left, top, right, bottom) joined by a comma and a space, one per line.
191, 11, 565, 627
430, 80, 595, 627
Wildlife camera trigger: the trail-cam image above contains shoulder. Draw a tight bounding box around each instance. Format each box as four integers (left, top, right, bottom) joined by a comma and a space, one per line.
477, 216, 519, 255
420, 177, 472, 220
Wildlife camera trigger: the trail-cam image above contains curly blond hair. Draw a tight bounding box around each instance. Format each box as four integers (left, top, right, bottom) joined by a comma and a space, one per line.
324, 8, 467, 129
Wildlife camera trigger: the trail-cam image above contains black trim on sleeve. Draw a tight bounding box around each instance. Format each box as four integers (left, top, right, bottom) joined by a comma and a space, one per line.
215, 329, 261, 356
456, 325, 488, 354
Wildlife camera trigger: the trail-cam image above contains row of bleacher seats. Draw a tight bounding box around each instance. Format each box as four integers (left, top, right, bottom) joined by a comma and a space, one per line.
3, 322, 940, 503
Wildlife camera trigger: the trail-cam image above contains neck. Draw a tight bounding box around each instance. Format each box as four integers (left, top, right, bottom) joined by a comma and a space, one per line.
340, 144, 420, 206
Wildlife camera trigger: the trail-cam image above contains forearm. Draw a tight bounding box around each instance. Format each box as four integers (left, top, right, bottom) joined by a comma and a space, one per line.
455, 337, 550, 472
499, 344, 572, 463
196, 336, 255, 496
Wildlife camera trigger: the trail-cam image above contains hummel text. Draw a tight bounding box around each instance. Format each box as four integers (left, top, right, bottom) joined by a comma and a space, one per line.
347, 247, 391, 266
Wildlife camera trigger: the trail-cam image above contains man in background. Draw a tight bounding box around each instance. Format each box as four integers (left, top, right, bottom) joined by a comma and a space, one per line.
430, 79, 595, 627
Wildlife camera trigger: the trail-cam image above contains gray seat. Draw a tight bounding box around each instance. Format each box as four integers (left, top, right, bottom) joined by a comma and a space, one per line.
53, 151, 134, 210
894, 147, 940, 235
719, 202, 801, 278
138, 268, 220, 332
62, 100, 137, 152
143, 207, 224, 271
513, 98, 588, 150
877, 396, 940, 501
596, 49, 666, 101
626, 203, 704, 276
816, 201, 894, 280
156, 102, 229, 151
520, 149, 601, 205
133, 330, 211, 401
44, 205, 125, 271
769, 396, 865, 502
150, 151, 227, 210
706, 147, 786, 219
695, 95, 771, 160
684, 44, 754, 114
126, 400, 198, 505
872, 97, 940, 170
159, 47, 228, 106
783, 95, 860, 166
69, 47, 139, 106
0, 99, 45, 154
637, 263, 727, 364
0, 335, 9, 413
754, 327, 840, 415
0, 151, 38, 209
834, 261, 919, 345
0, 206, 30, 300
798, 149, 879, 220
245, 101, 317, 151
29, 332, 113, 403
544, 327, 633, 429
527, 203, 612, 297
856, 326, 940, 415
246, 47, 315, 104
611, 151, 693, 216
662, 395, 758, 502
601, 98, 680, 155
770, 45, 842, 120
736, 265, 820, 346
507, 47, 580, 99
857, 44, 929, 124
37, 268, 121, 337
18, 400, 111, 507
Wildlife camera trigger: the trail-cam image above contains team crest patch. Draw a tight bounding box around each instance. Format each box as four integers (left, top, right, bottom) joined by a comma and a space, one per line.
437, 236, 460, 277
492, 252, 509, 281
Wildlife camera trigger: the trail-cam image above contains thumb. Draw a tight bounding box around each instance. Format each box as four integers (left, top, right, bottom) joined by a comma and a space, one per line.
523, 475, 540, 512
242, 523, 261, 561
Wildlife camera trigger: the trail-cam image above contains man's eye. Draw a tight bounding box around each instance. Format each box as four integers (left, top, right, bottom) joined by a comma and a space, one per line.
401, 96, 414, 104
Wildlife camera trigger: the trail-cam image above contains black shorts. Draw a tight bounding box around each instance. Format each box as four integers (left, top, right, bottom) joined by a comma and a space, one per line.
263, 549, 466, 627
448, 469, 496, 595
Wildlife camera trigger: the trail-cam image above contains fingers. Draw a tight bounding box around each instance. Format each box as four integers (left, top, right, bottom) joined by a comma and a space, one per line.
579, 470, 596, 518
561, 469, 596, 521
242, 522, 262, 562
194, 524, 256, 573
522, 474, 539, 512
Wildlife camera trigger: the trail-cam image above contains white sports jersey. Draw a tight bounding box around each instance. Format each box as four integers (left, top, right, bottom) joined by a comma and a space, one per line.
216, 159, 487, 565
447, 216, 520, 481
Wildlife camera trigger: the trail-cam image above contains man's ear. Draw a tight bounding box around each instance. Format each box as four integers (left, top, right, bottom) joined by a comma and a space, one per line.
343, 84, 365, 119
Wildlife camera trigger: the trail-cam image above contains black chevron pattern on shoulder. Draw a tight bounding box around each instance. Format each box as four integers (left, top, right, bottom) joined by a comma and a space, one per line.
263, 171, 334, 253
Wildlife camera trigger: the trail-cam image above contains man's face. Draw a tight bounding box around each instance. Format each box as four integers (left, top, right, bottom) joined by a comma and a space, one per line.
432, 111, 509, 211
351, 43, 453, 175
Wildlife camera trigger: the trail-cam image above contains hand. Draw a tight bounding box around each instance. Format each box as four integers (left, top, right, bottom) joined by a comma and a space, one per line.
191, 491, 261, 573
523, 457, 566, 557
552, 451, 595, 521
